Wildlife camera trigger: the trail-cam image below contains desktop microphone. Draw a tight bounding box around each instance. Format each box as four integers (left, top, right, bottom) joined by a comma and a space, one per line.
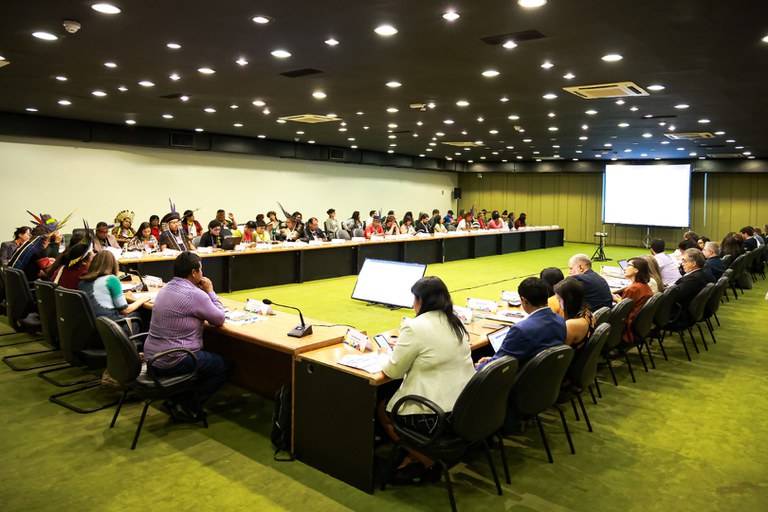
126, 268, 148, 292
262, 299, 313, 338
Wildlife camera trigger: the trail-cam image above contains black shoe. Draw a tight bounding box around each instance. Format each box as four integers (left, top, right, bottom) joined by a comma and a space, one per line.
389, 464, 424, 485
166, 402, 206, 423
419, 465, 442, 484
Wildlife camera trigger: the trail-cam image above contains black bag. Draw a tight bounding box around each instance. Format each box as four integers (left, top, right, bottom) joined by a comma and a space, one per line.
271, 384, 295, 461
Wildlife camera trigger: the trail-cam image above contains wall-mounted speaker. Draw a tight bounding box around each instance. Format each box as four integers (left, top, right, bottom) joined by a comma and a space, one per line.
453, 187, 462, 199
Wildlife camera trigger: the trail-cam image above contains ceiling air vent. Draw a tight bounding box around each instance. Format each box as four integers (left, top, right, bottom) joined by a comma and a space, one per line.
707, 153, 745, 159
159, 93, 188, 100
442, 141, 484, 147
564, 81, 649, 99
0, 60, 9, 69
664, 132, 715, 140
280, 68, 323, 78
278, 114, 341, 124
481, 30, 545, 46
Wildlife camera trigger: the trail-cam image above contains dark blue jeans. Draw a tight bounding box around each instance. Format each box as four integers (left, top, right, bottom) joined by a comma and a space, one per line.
154, 351, 233, 410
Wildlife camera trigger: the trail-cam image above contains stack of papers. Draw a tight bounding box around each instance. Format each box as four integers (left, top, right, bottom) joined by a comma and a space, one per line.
224, 310, 266, 326
483, 310, 529, 323
338, 354, 382, 374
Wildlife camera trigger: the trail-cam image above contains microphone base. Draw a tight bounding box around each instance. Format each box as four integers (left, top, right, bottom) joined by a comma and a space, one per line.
287, 324, 313, 338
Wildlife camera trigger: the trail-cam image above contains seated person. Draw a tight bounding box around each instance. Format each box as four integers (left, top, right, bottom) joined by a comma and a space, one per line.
10, 229, 56, 281
649, 238, 681, 286
428, 209, 441, 232
51, 243, 93, 289
670, 248, 709, 329
377, 276, 475, 485
553, 277, 593, 352
1, 226, 31, 266
697, 236, 710, 251
507, 212, 516, 230
93, 222, 120, 252
125, 222, 158, 252
456, 212, 474, 231
265, 211, 281, 240
383, 215, 399, 236
400, 216, 416, 235
253, 220, 271, 243
514, 213, 527, 229
280, 217, 301, 241
476, 277, 567, 370
443, 210, 454, 227
702, 241, 725, 282
475, 212, 487, 230
672, 239, 698, 263
143, 252, 233, 422
292, 211, 304, 236
78, 250, 149, 325
364, 216, 384, 239
740, 225, 762, 252
432, 215, 447, 233
642, 254, 666, 293
112, 210, 136, 245
149, 215, 161, 240
198, 220, 224, 249
415, 213, 431, 233
612, 257, 654, 345
324, 209, 341, 238
303, 217, 327, 242
567, 253, 614, 311
215, 209, 238, 231
241, 220, 257, 244
540, 266, 565, 317
486, 211, 504, 229
720, 232, 745, 266
365, 210, 377, 229
182, 210, 203, 239
343, 211, 363, 235
158, 212, 194, 251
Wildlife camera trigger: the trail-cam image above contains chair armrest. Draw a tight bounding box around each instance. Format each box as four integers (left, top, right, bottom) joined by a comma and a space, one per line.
390, 394, 448, 446
146, 348, 198, 388
129, 332, 148, 350
115, 316, 142, 335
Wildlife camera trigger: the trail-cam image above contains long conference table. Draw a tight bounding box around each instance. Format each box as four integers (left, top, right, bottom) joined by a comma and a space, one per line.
120, 228, 564, 293
130, 227, 563, 494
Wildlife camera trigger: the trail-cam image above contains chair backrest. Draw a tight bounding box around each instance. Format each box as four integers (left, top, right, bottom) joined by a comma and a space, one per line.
653, 284, 679, 328
352, 228, 364, 238
631, 292, 662, 341
510, 345, 574, 416
603, 298, 634, 350
721, 268, 734, 282
54, 287, 101, 365
592, 306, 611, 327
730, 254, 747, 278
688, 283, 715, 323
0, 267, 6, 311
96, 317, 142, 385
335, 229, 351, 240
3, 267, 36, 332
191, 236, 202, 247
34, 280, 59, 348
451, 356, 518, 442
705, 276, 729, 318
567, 323, 611, 388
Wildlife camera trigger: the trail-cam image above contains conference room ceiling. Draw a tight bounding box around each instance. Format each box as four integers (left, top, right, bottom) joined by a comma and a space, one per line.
1, 0, 767, 164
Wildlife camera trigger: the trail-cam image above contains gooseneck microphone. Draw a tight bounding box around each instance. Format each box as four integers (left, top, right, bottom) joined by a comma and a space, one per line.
262, 299, 313, 338
126, 268, 148, 292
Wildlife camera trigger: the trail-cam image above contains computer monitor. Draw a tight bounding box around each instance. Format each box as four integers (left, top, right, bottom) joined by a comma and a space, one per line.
351, 258, 427, 309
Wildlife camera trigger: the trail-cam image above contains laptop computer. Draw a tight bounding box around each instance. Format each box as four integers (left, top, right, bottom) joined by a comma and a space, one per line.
487, 325, 511, 353
221, 235, 242, 250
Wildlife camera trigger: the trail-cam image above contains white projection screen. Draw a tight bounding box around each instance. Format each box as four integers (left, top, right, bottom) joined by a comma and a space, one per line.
603, 164, 691, 228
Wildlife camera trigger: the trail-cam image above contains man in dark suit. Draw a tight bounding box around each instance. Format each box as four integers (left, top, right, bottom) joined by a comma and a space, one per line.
702, 241, 725, 282
568, 253, 614, 311
475, 277, 566, 370
740, 226, 759, 251
302, 217, 327, 242
671, 248, 709, 328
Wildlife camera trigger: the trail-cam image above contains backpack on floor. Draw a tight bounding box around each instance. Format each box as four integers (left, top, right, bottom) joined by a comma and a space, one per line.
271, 383, 295, 461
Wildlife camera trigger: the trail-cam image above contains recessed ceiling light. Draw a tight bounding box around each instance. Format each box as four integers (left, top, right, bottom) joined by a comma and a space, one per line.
162, 114, 173, 119
125, 119, 136, 125
661, 141, 670, 145
436, 132, 445, 137
91, 90, 107, 97
548, 127, 558, 131
32, 32, 58, 41
104, 62, 117, 68
26, 107, 38, 112
503, 40, 518, 49
169, 73, 180, 81
252, 100, 266, 107
204, 107, 216, 113
743, 151, 752, 156
489, 129, 499, 134
585, 110, 597, 115
138, 80, 154, 87
252, 15, 273, 24
518, 0, 547, 8
236, 57, 248, 66
271, 49, 291, 58
387, 107, 399, 113
642, 133, 653, 138
456, 100, 469, 107
166, 42, 181, 49
581, 124, 588, 130
477, 116, 484, 122
482, 69, 500, 77
443, 11, 460, 21
91, 3, 121, 14
500, 97, 509, 102
615, 99, 625, 105
338, 127, 347, 131
630, 106, 639, 111
726, 139, 736, 143
57, 99, 71, 106
541, 61, 554, 69
55, 75, 67, 81
198, 67, 215, 74
326, 113, 338, 118
386, 81, 402, 88
548, 112, 556, 118
230, 104, 238, 109
444, 119, 454, 124
674, 104, 689, 109
647, 84, 665, 91
542, 93, 557, 99
118, 86, 128, 92
427, 102, 436, 109
309, 140, 316, 144
601, 53, 623, 62
579, 136, 588, 141
179, 95, 189, 101
325, 38, 340, 46
234, 123, 243, 128
277, 119, 287, 124
698, 118, 710, 124
563, 72, 575, 79
195, 128, 204, 132
714, 131, 725, 135
618, 122, 629, 127
312, 91, 327, 99
257, 134, 266, 139
508, 115, 520, 120
375, 24, 398, 36
523, 138, 532, 143
762, 35, 768, 43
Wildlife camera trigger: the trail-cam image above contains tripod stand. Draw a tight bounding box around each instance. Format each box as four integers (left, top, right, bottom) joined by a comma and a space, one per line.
592, 232, 610, 262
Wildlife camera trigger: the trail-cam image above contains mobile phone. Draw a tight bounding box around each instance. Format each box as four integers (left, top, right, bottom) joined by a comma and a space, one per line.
374, 334, 393, 354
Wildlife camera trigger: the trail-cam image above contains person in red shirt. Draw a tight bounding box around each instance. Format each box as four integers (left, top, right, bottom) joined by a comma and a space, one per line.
364, 216, 384, 239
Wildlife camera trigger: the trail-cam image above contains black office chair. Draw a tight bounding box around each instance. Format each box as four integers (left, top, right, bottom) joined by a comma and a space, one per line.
702, 276, 729, 342
728, 254, 749, 296
381, 356, 518, 512
96, 317, 206, 450
508, 345, 574, 463
0, 267, 40, 346
590, 306, 611, 399
686, 283, 716, 351
600, 298, 634, 384
623, 292, 663, 372
557, 323, 610, 434
47, 287, 141, 413
661, 283, 714, 361
650, 285, 679, 360
1, 268, 65, 370
721, 268, 734, 302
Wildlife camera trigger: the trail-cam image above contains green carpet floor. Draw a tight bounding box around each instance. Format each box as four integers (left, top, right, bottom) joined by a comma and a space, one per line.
2, 243, 767, 511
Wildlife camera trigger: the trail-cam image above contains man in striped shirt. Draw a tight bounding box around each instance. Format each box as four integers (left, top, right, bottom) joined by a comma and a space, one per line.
144, 252, 232, 421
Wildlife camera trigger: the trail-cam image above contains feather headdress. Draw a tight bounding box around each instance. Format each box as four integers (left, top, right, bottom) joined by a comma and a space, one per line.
276, 202, 298, 223
68, 220, 93, 268
114, 210, 134, 225
27, 210, 73, 233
